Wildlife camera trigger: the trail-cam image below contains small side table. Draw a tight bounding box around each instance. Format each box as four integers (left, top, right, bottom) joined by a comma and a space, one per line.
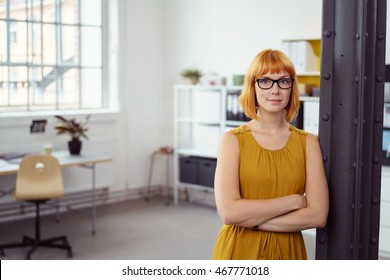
145, 147, 173, 205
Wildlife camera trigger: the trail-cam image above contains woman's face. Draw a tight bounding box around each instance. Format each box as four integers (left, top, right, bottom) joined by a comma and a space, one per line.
254, 72, 292, 117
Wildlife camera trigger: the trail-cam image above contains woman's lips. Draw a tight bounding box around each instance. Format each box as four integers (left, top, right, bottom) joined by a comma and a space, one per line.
267, 99, 282, 104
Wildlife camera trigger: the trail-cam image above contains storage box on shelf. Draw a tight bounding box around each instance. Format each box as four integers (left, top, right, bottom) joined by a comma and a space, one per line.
179, 156, 216, 188
173, 85, 245, 205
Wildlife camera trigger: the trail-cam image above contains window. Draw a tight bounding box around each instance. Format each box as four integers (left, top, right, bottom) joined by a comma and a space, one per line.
0, 0, 104, 113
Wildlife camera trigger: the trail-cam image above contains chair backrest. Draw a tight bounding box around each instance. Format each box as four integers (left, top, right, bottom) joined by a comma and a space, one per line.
14, 154, 64, 200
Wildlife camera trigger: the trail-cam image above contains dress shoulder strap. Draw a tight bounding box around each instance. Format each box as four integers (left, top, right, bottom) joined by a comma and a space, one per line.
230, 124, 250, 135
289, 124, 308, 136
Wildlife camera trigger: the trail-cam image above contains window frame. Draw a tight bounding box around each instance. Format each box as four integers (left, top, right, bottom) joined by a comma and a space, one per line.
0, 0, 118, 122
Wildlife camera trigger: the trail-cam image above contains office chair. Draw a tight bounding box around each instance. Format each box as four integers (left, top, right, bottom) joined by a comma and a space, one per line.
0, 154, 72, 259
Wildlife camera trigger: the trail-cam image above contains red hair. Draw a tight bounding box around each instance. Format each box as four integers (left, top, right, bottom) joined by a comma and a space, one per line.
239, 49, 300, 122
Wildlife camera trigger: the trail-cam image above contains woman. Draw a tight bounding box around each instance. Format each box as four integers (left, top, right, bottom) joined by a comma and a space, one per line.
212, 49, 329, 260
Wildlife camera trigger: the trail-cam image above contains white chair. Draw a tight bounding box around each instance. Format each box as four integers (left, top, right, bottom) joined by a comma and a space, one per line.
0, 154, 72, 259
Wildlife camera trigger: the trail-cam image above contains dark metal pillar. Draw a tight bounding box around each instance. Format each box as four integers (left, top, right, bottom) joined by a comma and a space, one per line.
316, 0, 386, 259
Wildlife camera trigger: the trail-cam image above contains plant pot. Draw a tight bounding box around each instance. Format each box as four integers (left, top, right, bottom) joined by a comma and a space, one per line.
68, 139, 82, 155
186, 76, 200, 85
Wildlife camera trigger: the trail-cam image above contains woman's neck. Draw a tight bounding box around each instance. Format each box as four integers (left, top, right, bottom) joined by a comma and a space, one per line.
251, 113, 289, 134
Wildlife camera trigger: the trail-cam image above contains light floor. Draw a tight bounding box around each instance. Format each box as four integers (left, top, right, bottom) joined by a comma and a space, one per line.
0, 197, 331, 260
0, 196, 223, 260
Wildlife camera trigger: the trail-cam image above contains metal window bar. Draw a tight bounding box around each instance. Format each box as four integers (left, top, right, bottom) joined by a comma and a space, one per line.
0, 0, 103, 112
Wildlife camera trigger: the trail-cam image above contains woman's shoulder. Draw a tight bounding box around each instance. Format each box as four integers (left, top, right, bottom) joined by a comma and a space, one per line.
289, 124, 319, 141
289, 124, 308, 136
289, 125, 321, 150
218, 124, 248, 148
230, 124, 250, 135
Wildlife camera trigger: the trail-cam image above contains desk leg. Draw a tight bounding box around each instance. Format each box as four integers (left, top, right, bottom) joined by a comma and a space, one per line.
79, 163, 97, 235
145, 152, 157, 201
70, 163, 96, 235
91, 164, 96, 235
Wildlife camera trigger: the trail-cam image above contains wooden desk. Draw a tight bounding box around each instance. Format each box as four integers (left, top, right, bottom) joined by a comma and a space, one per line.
0, 151, 112, 234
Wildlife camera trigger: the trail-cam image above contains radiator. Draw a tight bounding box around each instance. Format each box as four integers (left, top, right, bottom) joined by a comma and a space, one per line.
0, 187, 156, 223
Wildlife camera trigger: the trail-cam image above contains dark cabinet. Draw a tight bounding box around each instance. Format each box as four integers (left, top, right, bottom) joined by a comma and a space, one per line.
179, 156, 216, 188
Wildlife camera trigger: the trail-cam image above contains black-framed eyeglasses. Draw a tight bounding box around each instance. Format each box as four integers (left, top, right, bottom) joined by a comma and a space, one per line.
255, 77, 294, 89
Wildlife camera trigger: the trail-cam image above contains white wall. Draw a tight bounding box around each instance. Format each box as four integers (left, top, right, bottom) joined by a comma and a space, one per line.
121, 0, 166, 189
163, 0, 322, 84
0, 0, 323, 194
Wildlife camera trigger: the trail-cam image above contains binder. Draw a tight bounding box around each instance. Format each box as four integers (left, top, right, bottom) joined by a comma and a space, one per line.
282, 41, 318, 73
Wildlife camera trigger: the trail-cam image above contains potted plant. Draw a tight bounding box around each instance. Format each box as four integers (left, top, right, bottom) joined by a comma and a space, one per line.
180, 68, 202, 85
54, 115, 91, 155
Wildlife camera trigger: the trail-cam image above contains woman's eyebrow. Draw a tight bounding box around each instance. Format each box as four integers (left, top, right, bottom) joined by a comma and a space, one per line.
260, 75, 290, 79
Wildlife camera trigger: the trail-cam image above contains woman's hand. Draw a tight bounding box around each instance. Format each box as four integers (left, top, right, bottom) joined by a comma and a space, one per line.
292, 193, 307, 210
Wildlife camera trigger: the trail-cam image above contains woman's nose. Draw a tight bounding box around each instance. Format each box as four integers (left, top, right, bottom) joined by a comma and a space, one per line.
271, 82, 280, 94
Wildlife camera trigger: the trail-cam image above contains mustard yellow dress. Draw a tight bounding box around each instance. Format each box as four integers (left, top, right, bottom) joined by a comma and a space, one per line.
212, 124, 308, 260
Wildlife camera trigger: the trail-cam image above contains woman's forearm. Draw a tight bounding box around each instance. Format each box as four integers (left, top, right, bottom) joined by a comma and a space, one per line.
256, 204, 328, 232
218, 193, 306, 228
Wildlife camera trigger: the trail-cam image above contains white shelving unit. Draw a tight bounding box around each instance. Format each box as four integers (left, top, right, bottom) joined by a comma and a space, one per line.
172, 84, 245, 205
379, 166, 390, 258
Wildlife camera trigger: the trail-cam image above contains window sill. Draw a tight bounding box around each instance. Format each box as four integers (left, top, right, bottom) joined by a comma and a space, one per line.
0, 109, 120, 128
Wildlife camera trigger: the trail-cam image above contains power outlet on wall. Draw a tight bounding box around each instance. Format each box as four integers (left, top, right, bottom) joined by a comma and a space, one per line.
30, 119, 47, 133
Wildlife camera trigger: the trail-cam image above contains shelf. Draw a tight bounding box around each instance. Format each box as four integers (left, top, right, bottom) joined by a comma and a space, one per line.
297, 71, 320, 76
226, 85, 243, 92
300, 96, 320, 102
175, 148, 217, 158
176, 117, 221, 126
174, 84, 226, 91
282, 37, 321, 42
174, 84, 243, 91
225, 120, 246, 127
177, 182, 214, 192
